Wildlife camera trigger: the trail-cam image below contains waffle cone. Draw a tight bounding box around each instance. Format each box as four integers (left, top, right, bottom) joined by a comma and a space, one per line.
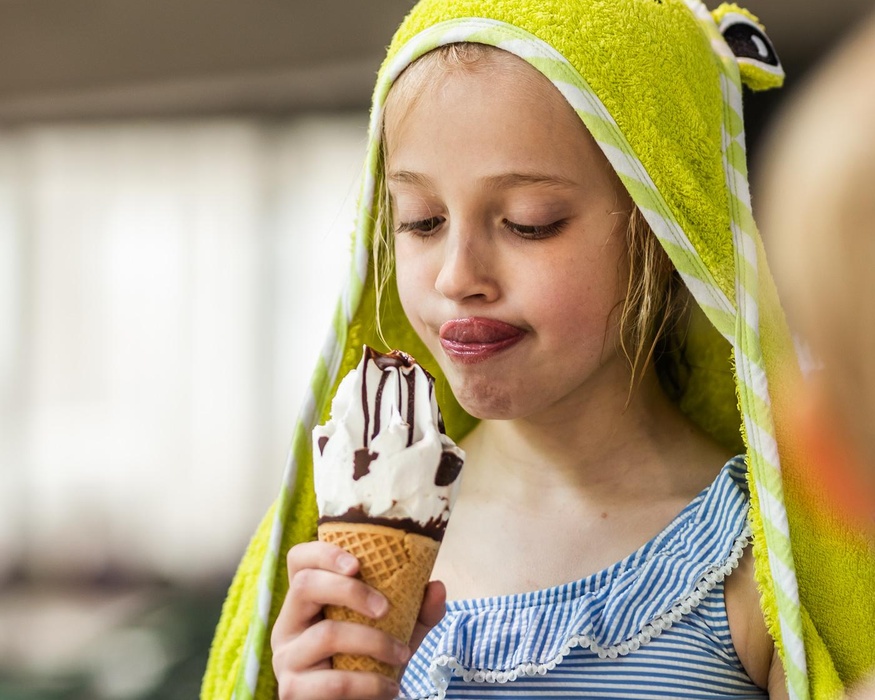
318, 521, 441, 680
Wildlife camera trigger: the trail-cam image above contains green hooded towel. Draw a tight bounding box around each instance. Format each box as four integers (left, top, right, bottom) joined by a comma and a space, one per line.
201, 1, 875, 698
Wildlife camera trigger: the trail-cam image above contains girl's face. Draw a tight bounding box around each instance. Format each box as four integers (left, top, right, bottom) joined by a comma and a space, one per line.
385, 51, 633, 421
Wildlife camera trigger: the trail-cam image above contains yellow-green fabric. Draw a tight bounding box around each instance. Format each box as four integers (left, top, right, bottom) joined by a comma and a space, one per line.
201, 1, 875, 698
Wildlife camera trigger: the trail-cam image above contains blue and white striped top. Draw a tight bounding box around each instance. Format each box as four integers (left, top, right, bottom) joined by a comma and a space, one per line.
399, 456, 767, 699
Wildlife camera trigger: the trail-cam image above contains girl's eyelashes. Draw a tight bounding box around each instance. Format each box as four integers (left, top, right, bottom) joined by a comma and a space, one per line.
502, 218, 568, 240
394, 216, 568, 240
395, 216, 445, 237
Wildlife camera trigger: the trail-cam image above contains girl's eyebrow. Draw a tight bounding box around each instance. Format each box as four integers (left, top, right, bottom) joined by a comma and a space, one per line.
388, 170, 433, 187
387, 170, 577, 189
481, 172, 578, 190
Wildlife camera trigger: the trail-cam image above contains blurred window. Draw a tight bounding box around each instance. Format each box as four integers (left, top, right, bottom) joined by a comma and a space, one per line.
0, 115, 367, 583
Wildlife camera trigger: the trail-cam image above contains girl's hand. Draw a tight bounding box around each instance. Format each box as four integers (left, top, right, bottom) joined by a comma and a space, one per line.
270, 540, 446, 700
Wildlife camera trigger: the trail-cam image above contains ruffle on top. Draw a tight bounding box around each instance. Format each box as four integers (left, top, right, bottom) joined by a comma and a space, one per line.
400, 456, 752, 700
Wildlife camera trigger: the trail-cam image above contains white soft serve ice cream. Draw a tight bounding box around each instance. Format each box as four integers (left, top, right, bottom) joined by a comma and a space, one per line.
313, 346, 464, 541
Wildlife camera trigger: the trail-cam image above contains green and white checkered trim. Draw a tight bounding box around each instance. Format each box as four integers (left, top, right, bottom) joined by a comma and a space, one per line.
685, 1, 807, 698
232, 13, 807, 699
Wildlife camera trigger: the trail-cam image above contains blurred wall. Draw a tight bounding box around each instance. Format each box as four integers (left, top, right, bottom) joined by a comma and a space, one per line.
0, 0, 872, 122
0, 116, 367, 583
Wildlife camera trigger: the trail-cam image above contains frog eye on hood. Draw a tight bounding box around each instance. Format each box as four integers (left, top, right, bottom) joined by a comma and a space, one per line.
720, 13, 780, 67
716, 9, 785, 91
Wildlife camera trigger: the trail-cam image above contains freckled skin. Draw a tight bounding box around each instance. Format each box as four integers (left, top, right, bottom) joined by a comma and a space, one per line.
386, 54, 632, 423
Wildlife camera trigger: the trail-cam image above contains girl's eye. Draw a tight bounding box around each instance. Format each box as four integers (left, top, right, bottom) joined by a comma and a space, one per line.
502, 218, 568, 240
395, 216, 445, 237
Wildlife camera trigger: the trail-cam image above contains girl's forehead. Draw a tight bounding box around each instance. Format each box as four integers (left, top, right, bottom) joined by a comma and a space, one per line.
383, 45, 567, 136
382, 50, 623, 204
383, 47, 591, 162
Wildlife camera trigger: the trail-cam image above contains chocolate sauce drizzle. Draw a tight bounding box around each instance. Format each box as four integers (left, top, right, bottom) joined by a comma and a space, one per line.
319, 506, 448, 541
353, 448, 377, 481
435, 451, 463, 487
357, 347, 425, 480
335, 346, 462, 489
317, 436, 329, 456
404, 370, 416, 446
368, 347, 414, 370
360, 347, 411, 448
370, 371, 389, 442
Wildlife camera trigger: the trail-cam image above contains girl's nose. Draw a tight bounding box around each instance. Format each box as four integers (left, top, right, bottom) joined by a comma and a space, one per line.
434, 228, 499, 303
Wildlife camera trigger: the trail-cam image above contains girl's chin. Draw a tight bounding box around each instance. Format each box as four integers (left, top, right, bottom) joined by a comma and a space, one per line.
435, 355, 541, 420
448, 380, 520, 421
459, 405, 518, 421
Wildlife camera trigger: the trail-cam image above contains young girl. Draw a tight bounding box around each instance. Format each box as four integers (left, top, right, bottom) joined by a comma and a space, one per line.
202, 1, 875, 699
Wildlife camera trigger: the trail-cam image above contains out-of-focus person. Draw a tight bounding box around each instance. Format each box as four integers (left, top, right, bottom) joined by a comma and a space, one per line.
760, 9, 875, 698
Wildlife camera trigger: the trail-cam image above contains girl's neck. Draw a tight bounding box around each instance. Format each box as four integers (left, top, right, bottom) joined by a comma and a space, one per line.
459, 363, 726, 503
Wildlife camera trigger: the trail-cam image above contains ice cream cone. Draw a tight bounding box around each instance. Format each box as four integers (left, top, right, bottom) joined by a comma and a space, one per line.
318, 521, 440, 680
313, 348, 463, 679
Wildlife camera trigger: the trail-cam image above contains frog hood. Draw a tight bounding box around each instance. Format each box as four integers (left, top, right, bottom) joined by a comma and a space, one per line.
202, 2, 874, 698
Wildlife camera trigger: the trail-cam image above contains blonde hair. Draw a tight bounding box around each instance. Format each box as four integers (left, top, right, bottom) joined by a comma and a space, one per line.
375, 43, 689, 398
761, 12, 875, 461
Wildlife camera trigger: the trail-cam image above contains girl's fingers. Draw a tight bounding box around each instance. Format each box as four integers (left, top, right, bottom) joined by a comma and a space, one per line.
409, 580, 447, 651
275, 619, 411, 672
277, 669, 399, 700
286, 540, 360, 581
272, 567, 390, 642
271, 541, 409, 700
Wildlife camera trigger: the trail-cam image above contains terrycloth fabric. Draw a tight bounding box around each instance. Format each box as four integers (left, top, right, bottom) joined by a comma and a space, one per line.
201, 1, 875, 699
400, 457, 765, 700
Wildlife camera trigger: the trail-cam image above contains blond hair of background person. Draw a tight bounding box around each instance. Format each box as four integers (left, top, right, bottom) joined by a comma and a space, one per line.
760, 10, 875, 698
760, 10, 875, 536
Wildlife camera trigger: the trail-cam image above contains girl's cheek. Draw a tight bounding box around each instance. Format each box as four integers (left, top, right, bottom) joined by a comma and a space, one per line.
394, 259, 427, 315
396, 241, 438, 289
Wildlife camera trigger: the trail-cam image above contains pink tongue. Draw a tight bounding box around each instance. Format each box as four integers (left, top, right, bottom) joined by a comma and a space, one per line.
457, 328, 500, 343
448, 321, 518, 343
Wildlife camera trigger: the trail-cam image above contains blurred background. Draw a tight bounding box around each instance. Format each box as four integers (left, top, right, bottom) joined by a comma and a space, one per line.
0, 1, 871, 698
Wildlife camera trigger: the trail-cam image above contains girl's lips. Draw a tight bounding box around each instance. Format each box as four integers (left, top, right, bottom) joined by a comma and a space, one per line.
438, 317, 525, 364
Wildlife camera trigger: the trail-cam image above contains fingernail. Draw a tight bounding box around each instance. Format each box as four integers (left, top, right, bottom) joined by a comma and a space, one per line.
385, 680, 400, 696
337, 553, 357, 574
369, 592, 389, 617
395, 644, 411, 664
